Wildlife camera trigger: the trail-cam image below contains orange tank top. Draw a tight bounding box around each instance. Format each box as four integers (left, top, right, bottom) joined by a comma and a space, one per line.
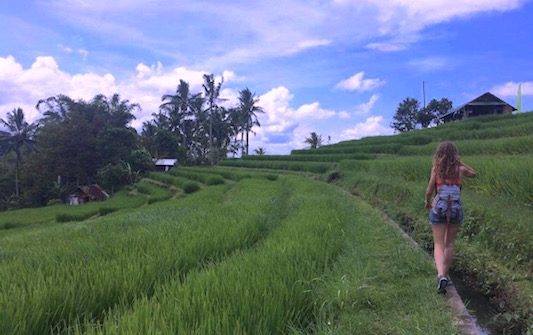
435, 169, 462, 187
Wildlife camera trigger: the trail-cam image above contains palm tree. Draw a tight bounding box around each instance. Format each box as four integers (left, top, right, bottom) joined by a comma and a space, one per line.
254, 147, 266, 155
36, 94, 76, 123
236, 88, 264, 156
160, 80, 200, 149
0, 108, 39, 197
106, 94, 138, 127
304, 132, 322, 149
202, 74, 224, 164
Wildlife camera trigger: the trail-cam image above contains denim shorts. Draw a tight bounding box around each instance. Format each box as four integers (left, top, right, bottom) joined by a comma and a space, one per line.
429, 208, 464, 225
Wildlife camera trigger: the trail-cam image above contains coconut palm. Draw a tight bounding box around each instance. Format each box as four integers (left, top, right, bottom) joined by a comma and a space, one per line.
254, 147, 266, 155
0, 108, 39, 197
236, 88, 264, 156
202, 74, 224, 164
160, 80, 196, 134
304, 132, 322, 149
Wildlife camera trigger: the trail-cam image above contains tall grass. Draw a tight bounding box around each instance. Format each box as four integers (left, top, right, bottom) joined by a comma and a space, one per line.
169, 169, 226, 185
0, 190, 146, 229
337, 159, 532, 333
0, 179, 285, 335
220, 159, 334, 173
77, 176, 456, 334
398, 135, 533, 156
148, 172, 201, 193
243, 153, 374, 161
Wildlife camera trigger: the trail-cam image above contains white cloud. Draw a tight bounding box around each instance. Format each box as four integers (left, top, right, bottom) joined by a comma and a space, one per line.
0, 55, 235, 129
335, 72, 385, 92
491, 81, 533, 97
338, 116, 393, 141
408, 56, 452, 72
350, 0, 524, 51
249, 86, 355, 154
38, 0, 526, 67
354, 94, 380, 115
365, 42, 407, 52
293, 102, 337, 120
58, 44, 89, 59
0, 55, 110, 121
287, 39, 332, 54
338, 111, 351, 119
0, 56, 382, 154
58, 44, 73, 53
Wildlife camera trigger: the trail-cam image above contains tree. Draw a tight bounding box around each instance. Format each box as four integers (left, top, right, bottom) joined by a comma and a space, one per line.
24, 94, 141, 205
425, 98, 453, 126
0, 108, 39, 197
236, 88, 264, 156
202, 74, 224, 165
254, 147, 266, 155
160, 80, 199, 144
391, 98, 420, 133
305, 132, 323, 149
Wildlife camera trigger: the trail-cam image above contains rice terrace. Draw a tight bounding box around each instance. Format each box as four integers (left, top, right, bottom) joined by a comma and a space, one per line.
0, 111, 531, 334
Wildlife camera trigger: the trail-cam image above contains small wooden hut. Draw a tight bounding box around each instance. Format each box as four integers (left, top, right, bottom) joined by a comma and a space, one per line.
440, 92, 516, 123
69, 184, 109, 205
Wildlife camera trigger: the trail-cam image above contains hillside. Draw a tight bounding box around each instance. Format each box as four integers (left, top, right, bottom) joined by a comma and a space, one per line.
221, 112, 533, 334
0, 168, 462, 334
0, 112, 531, 334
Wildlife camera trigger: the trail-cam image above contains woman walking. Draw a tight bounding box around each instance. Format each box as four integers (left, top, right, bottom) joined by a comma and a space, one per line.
425, 142, 476, 294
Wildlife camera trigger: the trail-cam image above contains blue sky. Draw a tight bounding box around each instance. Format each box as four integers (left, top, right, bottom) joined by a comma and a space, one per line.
1, 0, 532, 154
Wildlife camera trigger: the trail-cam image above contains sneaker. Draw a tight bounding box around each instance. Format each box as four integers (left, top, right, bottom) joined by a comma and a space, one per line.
437, 276, 449, 294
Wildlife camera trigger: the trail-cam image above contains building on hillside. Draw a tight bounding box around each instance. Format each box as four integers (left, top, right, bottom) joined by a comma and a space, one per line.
68, 184, 110, 205
153, 158, 178, 172
440, 92, 516, 123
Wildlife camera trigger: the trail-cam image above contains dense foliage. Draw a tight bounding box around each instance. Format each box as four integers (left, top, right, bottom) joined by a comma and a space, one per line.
0, 75, 264, 208
391, 97, 452, 132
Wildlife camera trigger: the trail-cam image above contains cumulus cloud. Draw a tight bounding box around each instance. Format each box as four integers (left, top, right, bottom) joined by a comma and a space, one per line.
335, 72, 385, 92
0, 55, 116, 121
491, 81, 533, 96
248, 86, 355, 153
0, 55, 240, 128
338, 116, 393, 141
0, 56, 312, 154
354, 94, 379, 115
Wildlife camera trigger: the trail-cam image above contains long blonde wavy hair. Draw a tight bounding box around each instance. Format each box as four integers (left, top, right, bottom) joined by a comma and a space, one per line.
432, 141, 460, 180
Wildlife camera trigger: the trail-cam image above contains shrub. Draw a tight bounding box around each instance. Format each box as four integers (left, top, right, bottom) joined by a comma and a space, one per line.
206, 176, 225, 185
183, 182, 200, 194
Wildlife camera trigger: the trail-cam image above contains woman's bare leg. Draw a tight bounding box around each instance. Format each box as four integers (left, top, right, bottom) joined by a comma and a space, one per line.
443, 224, 460, 276
432, 224, 447, 277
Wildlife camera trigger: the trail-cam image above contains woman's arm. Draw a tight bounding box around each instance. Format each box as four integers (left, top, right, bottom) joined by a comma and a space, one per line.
424, 167, 436, 209
460, 162, 476, 177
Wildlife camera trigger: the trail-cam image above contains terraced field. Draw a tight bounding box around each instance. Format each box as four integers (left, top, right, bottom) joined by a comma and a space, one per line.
221, 112, 533, 334
1, 112, 531, 334
1, 165, 459, 334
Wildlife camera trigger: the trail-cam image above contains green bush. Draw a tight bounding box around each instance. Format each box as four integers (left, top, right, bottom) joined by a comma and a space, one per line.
206, 176, 225, 185
183, 182, 200, 194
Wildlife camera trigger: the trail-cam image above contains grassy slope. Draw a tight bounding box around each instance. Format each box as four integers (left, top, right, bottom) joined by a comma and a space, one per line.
221, 112, 533, 334
0, 172, 458, 334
